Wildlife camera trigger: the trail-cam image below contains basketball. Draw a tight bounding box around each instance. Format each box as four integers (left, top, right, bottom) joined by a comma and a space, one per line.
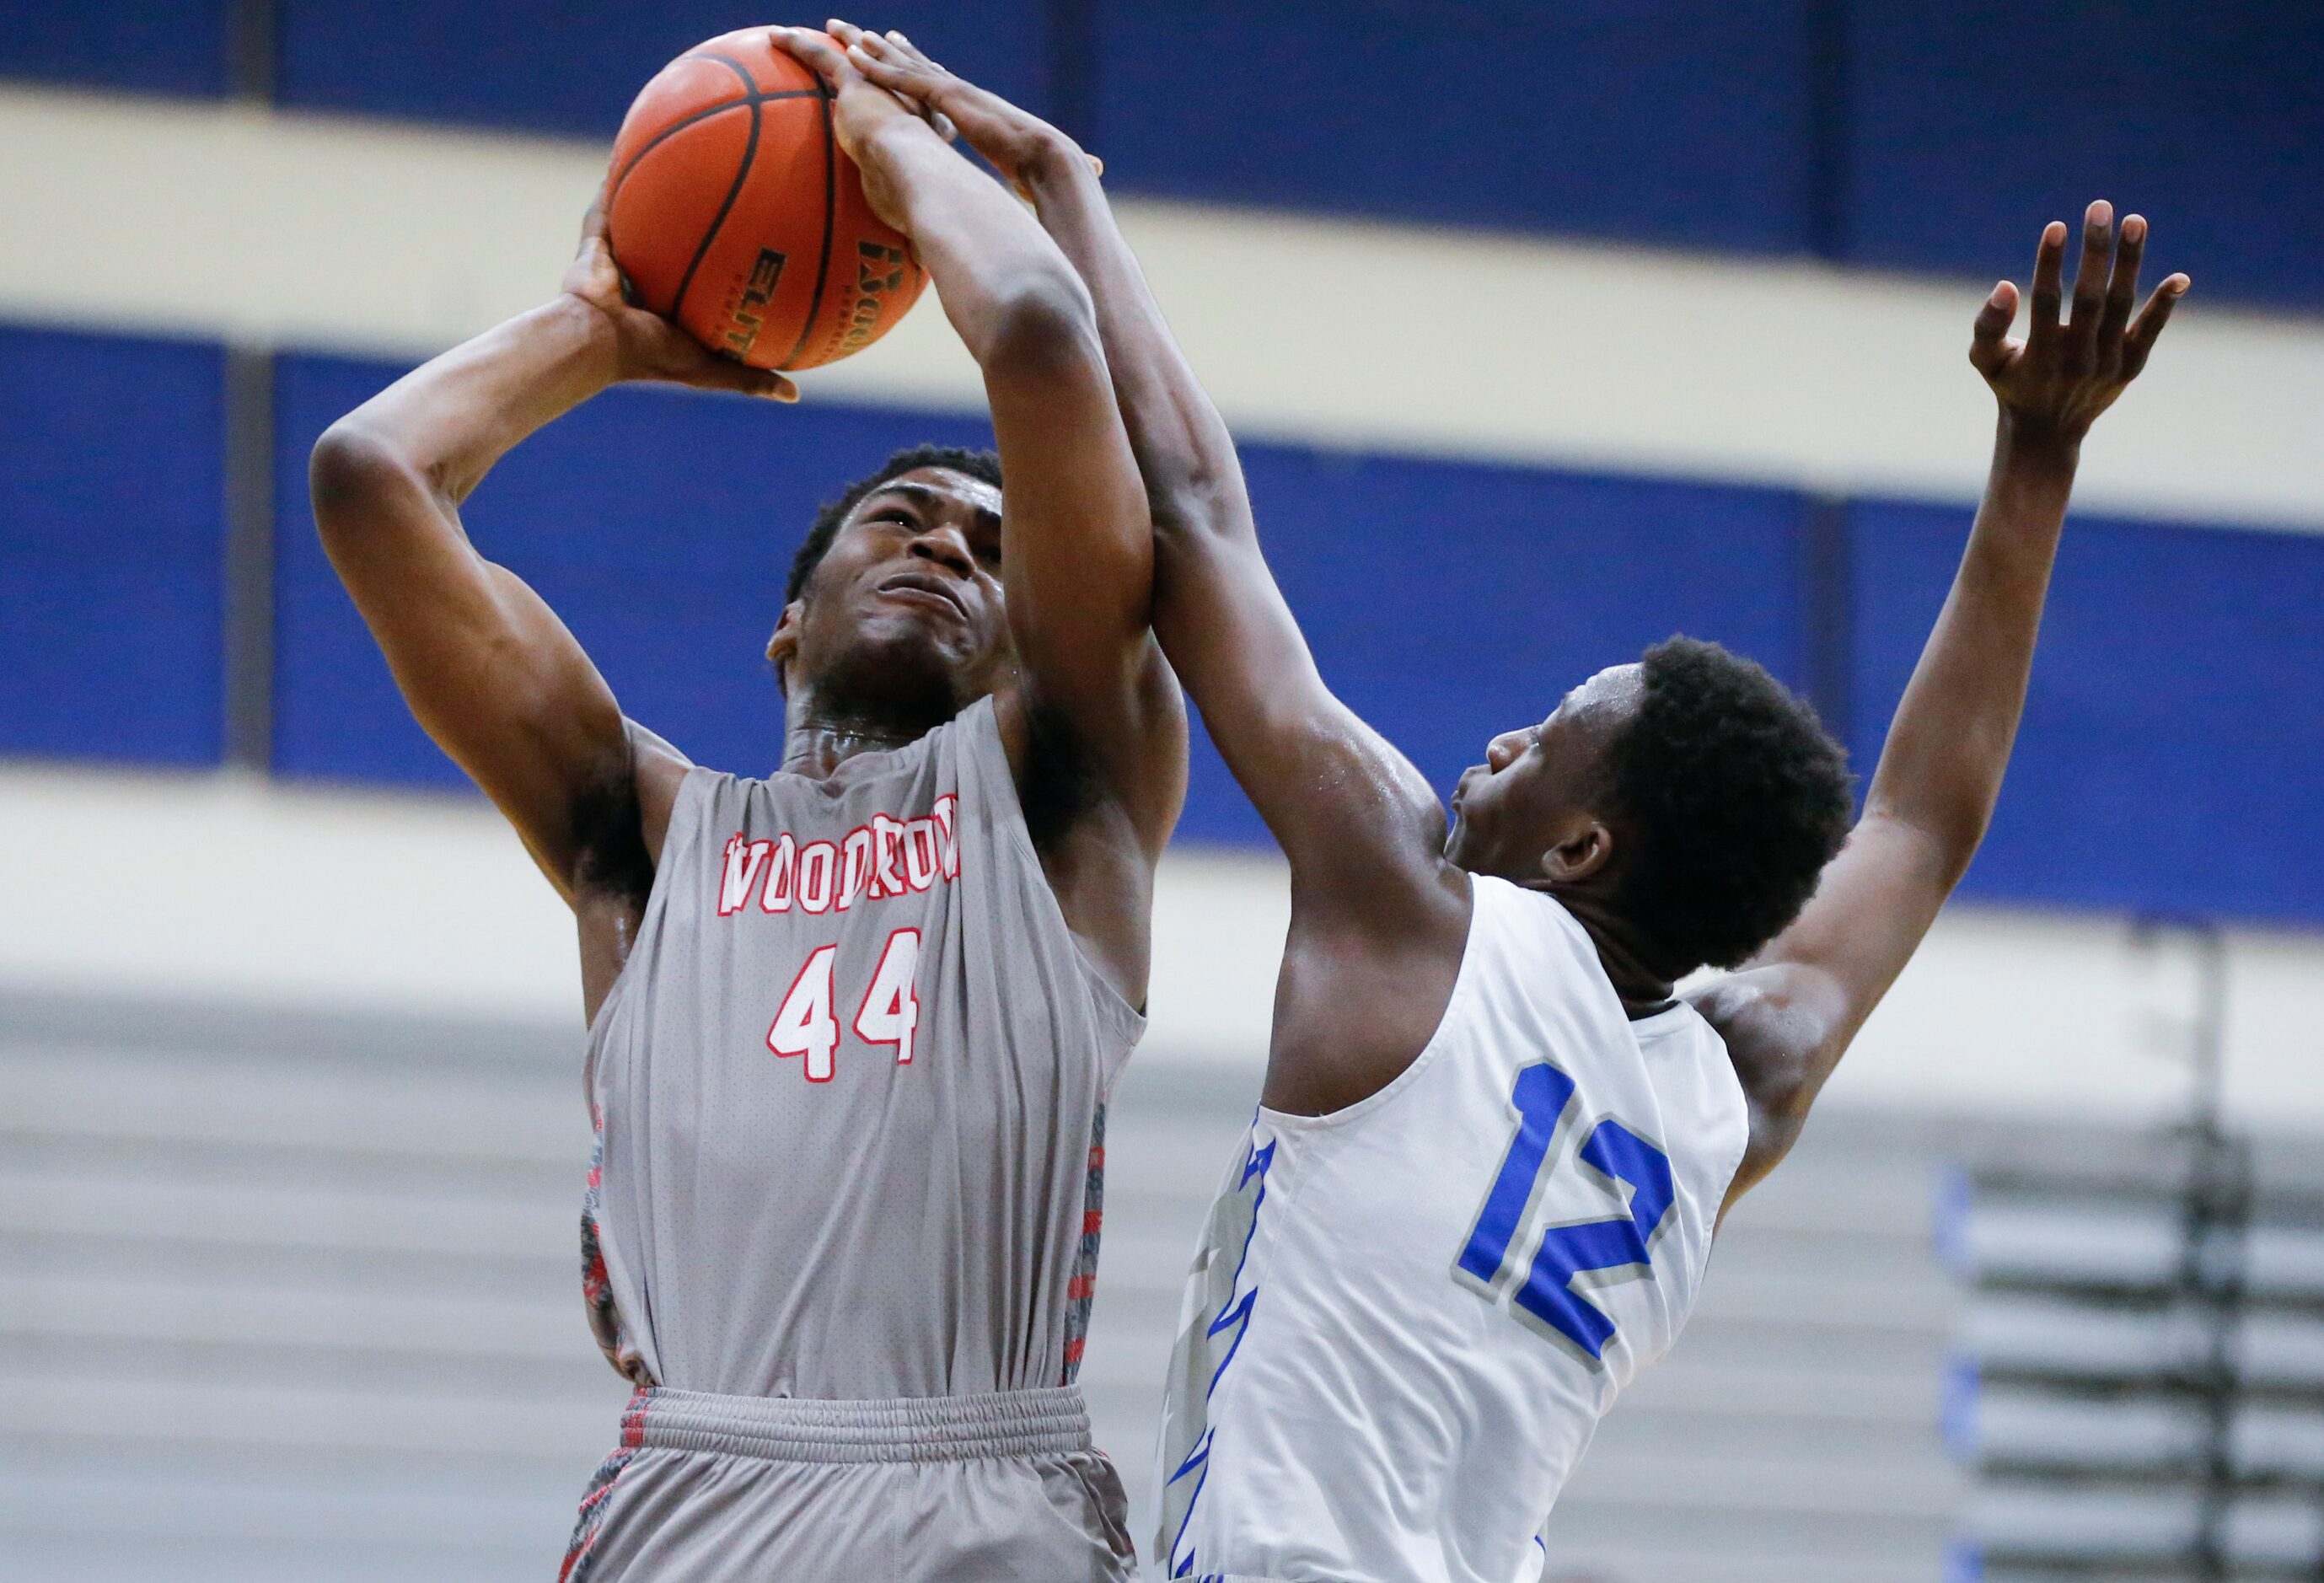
604, 28, 926, 372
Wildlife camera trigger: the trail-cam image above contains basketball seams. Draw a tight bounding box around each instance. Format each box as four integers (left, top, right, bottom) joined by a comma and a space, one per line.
606, 83, 819, 213
776, 87, 840, 372
667, 94, 765, 323
606, 98, 751, 213
605, 30, 917, 370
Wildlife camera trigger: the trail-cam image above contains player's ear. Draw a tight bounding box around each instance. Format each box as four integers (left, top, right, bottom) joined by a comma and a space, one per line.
766, 598, 806, 680
1540, 819, 1614, 886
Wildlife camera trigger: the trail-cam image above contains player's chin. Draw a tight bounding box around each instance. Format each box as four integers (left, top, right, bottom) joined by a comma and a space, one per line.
1441, 816, 1474, 867
856, 608, 991, 680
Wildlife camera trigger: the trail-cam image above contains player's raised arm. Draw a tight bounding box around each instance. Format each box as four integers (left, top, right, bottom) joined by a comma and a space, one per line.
773, 29, 1183, 995
1697, 202, 2190, 1210
309, 208, 792, 903
835, 24, 1452, 922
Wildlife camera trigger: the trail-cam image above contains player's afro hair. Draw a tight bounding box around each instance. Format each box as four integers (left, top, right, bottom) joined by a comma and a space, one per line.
784, 443, 1004, 606
1601, 636, 1854, 973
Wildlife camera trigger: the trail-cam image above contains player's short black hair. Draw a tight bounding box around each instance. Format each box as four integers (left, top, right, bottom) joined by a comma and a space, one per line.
1600, 636, 1854, 973
784, 444, 1004, 605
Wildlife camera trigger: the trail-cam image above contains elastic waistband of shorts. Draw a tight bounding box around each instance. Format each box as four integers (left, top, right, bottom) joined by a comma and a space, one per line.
617, 1384, 1093, 1465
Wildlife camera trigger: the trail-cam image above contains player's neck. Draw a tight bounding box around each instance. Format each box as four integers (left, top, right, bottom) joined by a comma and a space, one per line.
779, 695, 952, 777
1544, 889, 1679, 1019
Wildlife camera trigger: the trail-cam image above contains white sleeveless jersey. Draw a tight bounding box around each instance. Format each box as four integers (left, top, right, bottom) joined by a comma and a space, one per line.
1152, 876, 1749, 1583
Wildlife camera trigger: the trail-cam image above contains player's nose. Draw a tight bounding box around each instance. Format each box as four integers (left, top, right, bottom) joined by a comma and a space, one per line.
906, 524, 974, 577
1485, 729, 1527, 771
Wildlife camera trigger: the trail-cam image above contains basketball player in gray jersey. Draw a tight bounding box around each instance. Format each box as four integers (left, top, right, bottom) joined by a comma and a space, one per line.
309, 30, 1183, 1581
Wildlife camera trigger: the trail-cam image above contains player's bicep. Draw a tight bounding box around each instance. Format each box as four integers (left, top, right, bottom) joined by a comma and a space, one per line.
1749, 813, 1955, 1016
313, 434, 629, 891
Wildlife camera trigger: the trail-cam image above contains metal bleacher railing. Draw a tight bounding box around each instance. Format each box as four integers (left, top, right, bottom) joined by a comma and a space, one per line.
1943, 927, 2324, 1582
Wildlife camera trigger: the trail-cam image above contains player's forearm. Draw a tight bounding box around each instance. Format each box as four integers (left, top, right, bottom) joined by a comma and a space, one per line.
1862, 414, 2077, 873
1021, 153, 1253, 545
315, 297, 620, 518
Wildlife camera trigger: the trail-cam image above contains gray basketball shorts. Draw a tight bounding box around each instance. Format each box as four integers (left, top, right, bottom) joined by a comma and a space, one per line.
560, 1384, 1135, 1582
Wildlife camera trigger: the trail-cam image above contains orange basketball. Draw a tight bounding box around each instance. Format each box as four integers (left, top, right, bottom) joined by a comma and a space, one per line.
604, 28, 927, 372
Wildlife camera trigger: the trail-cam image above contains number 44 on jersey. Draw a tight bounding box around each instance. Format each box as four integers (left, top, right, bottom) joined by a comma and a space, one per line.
767, 928, 922, 1081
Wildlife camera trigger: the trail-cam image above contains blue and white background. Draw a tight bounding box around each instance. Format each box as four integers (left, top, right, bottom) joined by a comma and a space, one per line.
1, 4, 2320, 1580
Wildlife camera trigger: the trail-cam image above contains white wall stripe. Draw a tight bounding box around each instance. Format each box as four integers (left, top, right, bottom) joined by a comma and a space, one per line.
3, 83, 2321, 533
1, 760, 2319, 1130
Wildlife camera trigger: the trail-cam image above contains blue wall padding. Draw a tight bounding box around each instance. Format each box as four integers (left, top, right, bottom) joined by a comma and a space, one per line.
271, 354, 1810, 849
1850, 502, 2324, 924
276, 1, 1052, 137
0, 325, 225, 765
1091, 0, 1817, 255
0, 0, 230, 95
1183, 445, 1813, 843
272, 354, 996, 789
1842, 1, 2324, 308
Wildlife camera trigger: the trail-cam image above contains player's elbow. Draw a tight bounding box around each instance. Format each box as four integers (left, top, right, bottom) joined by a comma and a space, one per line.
978, 269, 1101, 381
309, 420, 432, 546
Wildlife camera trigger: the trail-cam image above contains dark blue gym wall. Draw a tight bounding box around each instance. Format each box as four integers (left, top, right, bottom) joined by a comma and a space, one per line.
1851, 502, 2324, 926
3, 0, 2318, 307
0, 325, 227, 767
2, 4, 2321, 926
6, 329, 2317, 927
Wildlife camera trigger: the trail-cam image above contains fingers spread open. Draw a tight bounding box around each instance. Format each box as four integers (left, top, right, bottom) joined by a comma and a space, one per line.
2123, 273, 2190, 378
2026, 220, 2069, 351
2064, 199, 2113, 366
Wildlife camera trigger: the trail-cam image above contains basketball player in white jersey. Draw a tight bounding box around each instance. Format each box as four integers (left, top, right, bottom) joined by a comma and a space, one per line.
310, 32, 1184, 1580
835, 27, 2187, 1582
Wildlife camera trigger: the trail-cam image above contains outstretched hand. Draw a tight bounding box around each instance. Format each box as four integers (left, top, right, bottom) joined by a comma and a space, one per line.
824, 19, 1103, 198
1969, 200, 2187, 443
561, 197, 797, 400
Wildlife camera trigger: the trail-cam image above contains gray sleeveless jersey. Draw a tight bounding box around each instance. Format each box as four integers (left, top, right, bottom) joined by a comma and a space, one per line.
579, 695, 1141, 1400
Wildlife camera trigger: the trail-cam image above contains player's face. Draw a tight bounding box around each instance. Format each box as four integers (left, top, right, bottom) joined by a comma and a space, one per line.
1444, 664, 1642, 880
785, 467, 1014, 701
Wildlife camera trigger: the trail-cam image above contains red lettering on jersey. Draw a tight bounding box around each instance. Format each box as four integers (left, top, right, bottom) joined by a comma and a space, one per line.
718, 834, 772, 916
932, 794, 960, 880
715, 797, 961, 916
836, 825, 874, 912
902, 817, 939, 891
759, 833, 797, 912
796, 840, 838, 915
870, 814, 908, 898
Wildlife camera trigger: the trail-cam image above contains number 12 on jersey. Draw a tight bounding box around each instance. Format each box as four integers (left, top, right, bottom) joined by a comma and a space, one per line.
1454, 1060, 1676, 1366
767, 929, 921, 1081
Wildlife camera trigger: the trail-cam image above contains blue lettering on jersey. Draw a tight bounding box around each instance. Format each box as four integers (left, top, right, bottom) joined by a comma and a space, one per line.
1454, 1062, 1676, 1366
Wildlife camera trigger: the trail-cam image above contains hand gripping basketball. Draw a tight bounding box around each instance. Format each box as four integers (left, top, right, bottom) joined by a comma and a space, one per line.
565, 198, 799, 400
604, 27, 930, 373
